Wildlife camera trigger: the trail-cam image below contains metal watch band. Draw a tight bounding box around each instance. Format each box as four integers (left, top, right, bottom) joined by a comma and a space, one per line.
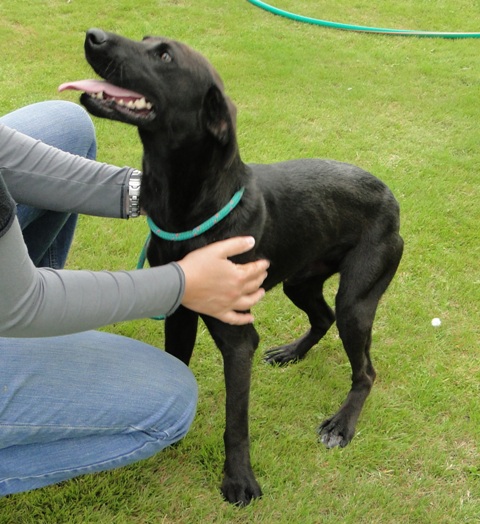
127, 169, 142, 218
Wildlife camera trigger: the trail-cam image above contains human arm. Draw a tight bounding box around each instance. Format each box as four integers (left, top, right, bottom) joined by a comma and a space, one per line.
0, 174, 268, 337
0, 123, 135, 218
0, 218, 185, 337
0, 167, 183, 336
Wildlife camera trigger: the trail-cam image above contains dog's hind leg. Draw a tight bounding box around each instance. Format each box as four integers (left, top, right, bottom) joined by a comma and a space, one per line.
264, 274, 335, 364
165, 306, 199, 366
318, 237, 403, 449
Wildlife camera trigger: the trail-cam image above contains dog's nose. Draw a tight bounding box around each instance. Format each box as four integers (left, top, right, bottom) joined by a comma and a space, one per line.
86, 28, 108, 47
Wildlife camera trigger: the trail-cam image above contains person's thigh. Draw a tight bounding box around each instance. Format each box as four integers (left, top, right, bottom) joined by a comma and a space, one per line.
0, 100, 97, 159
0, 331, 197, 495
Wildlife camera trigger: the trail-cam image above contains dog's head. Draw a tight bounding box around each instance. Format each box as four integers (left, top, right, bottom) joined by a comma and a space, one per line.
59, 29, 237, 154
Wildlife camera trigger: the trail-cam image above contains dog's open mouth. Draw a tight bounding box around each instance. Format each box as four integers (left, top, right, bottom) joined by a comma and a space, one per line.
58, 79, 156, 126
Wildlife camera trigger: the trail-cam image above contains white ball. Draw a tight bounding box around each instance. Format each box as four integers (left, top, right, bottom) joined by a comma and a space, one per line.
431, 318, 441, 327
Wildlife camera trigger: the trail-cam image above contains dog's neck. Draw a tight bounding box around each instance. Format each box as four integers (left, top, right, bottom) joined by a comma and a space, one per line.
139, 136, 248, 234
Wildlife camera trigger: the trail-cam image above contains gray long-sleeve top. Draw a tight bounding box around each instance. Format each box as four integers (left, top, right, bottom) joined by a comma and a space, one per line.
0, 123, 184, 337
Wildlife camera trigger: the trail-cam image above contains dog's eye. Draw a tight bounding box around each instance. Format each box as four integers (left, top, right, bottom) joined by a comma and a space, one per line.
151, 42, 173, 63
160, 51, 172, 63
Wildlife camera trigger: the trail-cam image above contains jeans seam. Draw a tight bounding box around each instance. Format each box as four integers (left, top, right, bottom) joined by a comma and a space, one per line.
0, 434, 167, 494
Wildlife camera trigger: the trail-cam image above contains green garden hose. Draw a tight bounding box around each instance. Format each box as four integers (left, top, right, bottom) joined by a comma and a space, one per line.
247, 0, 480, 38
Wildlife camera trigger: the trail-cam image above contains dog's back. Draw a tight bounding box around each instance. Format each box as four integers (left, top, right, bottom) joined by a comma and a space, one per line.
242, 158, 401, 290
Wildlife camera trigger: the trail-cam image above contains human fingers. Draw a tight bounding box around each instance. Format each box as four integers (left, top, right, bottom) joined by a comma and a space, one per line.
238, 259, 270, 292
211, 236, 257, 258
200, 237, 270, 275
232, 287, 266, 313
217, 286, 266, 325
221, 310, 255, 326
218, 295, 271, 325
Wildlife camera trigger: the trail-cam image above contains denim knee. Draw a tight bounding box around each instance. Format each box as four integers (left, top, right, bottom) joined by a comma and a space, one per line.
46, 101, 97, 160
0, 100, 97, 160
147, 362, 198, 447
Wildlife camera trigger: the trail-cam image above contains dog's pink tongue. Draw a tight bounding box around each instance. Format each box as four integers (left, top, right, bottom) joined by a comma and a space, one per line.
58, 80, 143, 99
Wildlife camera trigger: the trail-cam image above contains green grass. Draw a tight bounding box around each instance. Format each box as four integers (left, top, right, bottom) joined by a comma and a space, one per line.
1, 1, 479, 522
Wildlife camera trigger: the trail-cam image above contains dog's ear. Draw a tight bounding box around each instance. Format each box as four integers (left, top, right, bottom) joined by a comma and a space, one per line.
203, 85, 235, 145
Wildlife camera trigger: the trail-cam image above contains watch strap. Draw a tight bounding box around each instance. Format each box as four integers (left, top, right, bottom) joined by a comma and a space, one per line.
127, 169, 142, 218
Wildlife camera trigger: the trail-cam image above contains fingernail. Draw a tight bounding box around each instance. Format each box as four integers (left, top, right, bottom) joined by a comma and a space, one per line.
246, 236, 255, 247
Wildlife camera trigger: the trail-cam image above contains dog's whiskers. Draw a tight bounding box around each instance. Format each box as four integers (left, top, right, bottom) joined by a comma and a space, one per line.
104, 59, 119, 80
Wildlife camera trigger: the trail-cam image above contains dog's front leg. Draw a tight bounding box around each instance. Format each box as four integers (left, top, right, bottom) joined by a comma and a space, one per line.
202, 316, 262, 506
165, 305, 199, 366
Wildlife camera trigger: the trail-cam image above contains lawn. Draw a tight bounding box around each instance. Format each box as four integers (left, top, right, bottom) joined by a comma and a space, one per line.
0, 1, 479, 522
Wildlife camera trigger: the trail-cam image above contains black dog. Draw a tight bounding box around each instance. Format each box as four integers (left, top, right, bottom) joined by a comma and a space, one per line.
66, 29, 403, 506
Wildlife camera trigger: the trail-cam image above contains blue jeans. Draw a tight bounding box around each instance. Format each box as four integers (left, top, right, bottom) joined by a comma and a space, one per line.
0, 102, 197, 496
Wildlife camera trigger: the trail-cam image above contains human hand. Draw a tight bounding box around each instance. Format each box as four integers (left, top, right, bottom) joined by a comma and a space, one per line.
177, 237, 269, 325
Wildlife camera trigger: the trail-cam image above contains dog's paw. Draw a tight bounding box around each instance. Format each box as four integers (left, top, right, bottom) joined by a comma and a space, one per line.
221, 474, 263, 507
263, 344, 304, 365
317, 416, 354, 449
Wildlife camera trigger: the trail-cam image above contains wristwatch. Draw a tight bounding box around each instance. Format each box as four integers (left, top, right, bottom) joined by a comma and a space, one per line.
127, 169, 142, 218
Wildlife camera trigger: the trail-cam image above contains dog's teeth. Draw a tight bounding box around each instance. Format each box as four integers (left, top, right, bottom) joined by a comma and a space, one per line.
94, 92, 152, 111
134, 98, 148, 109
